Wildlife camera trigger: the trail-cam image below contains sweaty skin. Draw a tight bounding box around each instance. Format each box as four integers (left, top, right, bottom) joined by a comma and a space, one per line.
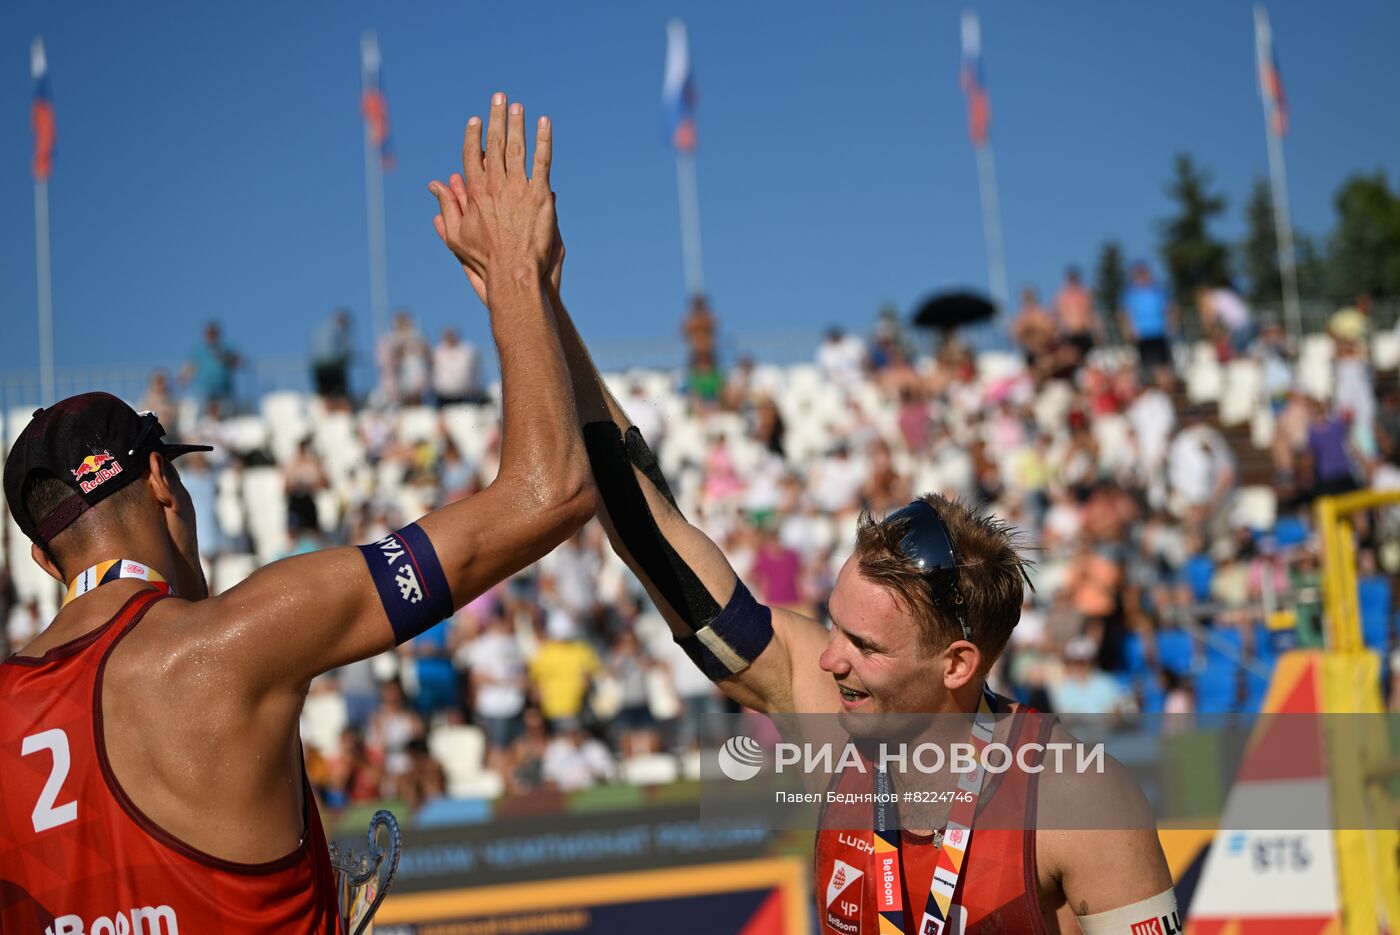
18, 93, 594, 865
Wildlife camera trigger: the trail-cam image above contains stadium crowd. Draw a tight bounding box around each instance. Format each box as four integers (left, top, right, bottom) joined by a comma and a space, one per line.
4, 272, 1400, 821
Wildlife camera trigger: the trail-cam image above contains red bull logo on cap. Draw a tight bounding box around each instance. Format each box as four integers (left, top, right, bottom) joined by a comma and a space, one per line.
71, 451, 123, 494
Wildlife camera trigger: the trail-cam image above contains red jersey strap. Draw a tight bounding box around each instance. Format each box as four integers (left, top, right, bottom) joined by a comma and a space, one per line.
871, 685, 999, 935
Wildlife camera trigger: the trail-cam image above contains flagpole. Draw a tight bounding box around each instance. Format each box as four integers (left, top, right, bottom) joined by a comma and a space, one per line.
31, 35, 55, 406
361, 31, 390, 347
675, 151, 705, 298
35, 178, 54, 405
1255, 5, 1301, 339
1264, 126, 1301, 338
974, 143, 1011, 322
961, 11, 1010, 321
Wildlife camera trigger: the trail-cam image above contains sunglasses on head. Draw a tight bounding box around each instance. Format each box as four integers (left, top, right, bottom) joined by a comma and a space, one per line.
883, 499, 973, 642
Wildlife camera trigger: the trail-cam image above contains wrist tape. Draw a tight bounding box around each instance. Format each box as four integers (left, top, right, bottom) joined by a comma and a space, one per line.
1075, 888, 1180, 935
677, 579, 774, 681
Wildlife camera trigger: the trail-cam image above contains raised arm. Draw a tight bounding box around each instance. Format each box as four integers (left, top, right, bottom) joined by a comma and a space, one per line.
425, 198, 829, 712
552, 281, 833, 713
194, 94, 593, 698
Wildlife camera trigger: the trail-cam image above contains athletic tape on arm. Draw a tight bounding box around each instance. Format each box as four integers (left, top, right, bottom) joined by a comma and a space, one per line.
583, 422, 772, 677
357, 523, 454, 645
583, 422, 719, 629
1075, 888, 1180, 935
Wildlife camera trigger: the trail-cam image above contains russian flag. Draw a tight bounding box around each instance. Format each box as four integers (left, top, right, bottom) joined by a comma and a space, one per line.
663, 19, 698, 153
1255, 7, 1288, 137
960, 11, 990, 147
361, 32, 393, 170
31, 37, 55, 182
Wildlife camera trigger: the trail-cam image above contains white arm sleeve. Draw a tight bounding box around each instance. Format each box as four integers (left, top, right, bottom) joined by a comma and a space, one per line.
1076, 888, 1180, 935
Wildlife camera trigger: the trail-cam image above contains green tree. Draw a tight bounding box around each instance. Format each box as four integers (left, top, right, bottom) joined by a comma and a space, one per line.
1240, 177, 1281, 305
1094, 240, 1126, 314
1294, 233, 1326, 303
1158, 153, 1231, 307
1325, 171, 1400, 299
1093, 241, 1127, 345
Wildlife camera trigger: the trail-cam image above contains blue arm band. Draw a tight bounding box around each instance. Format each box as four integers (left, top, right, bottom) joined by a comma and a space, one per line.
677, 580, 774, 682
357, 523, 454, 645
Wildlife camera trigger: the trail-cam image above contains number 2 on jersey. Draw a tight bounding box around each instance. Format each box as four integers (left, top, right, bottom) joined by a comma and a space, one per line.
21, 728, 78, 832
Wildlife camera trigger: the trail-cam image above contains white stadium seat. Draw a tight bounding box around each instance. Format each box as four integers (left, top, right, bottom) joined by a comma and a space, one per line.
428, 724, 502, 799
620, 753, 680, 787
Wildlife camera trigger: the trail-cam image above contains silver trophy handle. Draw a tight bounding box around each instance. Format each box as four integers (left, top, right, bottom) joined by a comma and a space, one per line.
329, 809, 403, 935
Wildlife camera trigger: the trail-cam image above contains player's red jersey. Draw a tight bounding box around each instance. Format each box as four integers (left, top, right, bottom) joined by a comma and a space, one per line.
815, 701, 1057, 934
0, 588, 342, 934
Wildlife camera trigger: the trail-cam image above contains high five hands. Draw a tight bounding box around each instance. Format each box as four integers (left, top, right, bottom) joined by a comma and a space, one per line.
429, 92, 563, 304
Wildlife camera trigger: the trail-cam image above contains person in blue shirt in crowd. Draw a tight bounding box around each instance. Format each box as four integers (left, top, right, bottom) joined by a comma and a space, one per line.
1121, 262, 1176, 384
182, 320, 242, 415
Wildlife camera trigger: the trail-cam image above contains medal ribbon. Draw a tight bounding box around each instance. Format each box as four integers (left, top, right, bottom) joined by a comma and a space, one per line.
63, 559, 170, 607
871, 684, 999, 935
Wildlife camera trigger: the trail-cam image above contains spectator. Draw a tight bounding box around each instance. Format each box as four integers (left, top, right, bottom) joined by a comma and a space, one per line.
407, 619, 459, 717
810, 442, 866, 517
439, 438, 477, 504
686, 349, 725, 406
541, 724, 616, 793
1048, 637, 1132, 716
750, 523, 807, 615
181, 321, 241, 415
1254, 319, 1295, 404
1304, 397, 1360, 499
1333, 316, 1378, 461
1054, 266, 1100, 361
378, 309, 431, 406
399, 738, 447, 811
1012, 287, 1060, 380
1122, 263, 1174, 383
366, 680, 424, 798
321, 727, 384, 809
310, 308, 354, 409
868, 310, 906, 373
139, 370, 178, 424
1196, 283, 1254, 359
605, 629, 658, 756
816, 326, 867, 388
1167, 409, 1236, 541
432, 327, 483, 406
752, 396, 786, 458
681, 294, 717, 365
283, 438, 327, 535
462, 609, 528, 758
529, 609, 602, 731
1330, 294, 1372, 346
505, 708, 551, 795
1126, 368, 1176, 479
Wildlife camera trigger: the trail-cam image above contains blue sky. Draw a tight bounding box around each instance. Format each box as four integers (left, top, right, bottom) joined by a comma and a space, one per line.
2, 0, 1398, 376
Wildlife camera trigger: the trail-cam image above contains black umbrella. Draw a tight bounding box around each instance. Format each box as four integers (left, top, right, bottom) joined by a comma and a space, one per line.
911, 291, 997, 331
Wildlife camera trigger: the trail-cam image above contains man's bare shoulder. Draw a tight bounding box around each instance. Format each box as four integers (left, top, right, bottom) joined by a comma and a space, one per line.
1035, 720, 1155, 827
771, 605, 840, 714
109, 594, 248, 701
1034, 719, 1171, 908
